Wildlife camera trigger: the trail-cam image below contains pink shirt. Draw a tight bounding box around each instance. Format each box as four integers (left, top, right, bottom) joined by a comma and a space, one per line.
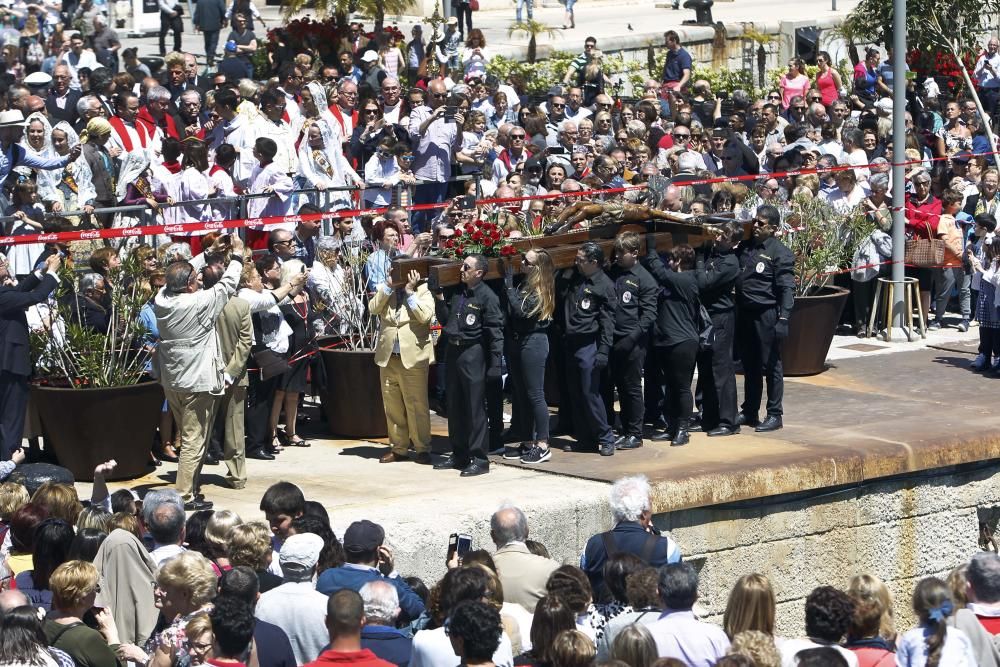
780, 74, 810, 109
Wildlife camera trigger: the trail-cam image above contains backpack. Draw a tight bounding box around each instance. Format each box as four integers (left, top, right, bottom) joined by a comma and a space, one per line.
25, 39, 43, 66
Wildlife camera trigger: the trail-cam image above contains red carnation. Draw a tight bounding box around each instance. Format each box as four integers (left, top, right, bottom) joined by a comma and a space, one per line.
445, 239, 455, 249
491, 229, 501, 240
500, 245, 516, 256
472, 230, 484, 242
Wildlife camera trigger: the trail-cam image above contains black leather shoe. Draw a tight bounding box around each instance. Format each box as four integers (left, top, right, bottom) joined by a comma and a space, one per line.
599, 441, 615, 456
460, 461, 490, 477
707, 425, 741, 437
204, 455, 220, 465
247, 451, 275, 461
671, 429, 690, 446
617, 435, 643, 450
434, 455, 468, 470
645, 417, 668, 431
184, 499, 214, 511
414, 452, 432, 465
755, 415, 783, 432
735, 413, 760, 428
613, 435, 627, 447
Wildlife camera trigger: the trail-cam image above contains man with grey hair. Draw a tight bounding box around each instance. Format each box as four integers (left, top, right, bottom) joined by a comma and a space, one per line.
359, 580, 412, 665
140, 488, 187, 564
968, 552, 1000, 627
76, 94, 103, 126
490, 505, 559, 611
68, 272, 109, 334
138, 86, 178, 143
154, 236, 245, 510
580, 474, 681, 593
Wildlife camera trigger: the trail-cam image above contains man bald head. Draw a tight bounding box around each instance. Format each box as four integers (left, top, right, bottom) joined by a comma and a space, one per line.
0, 590, 29, 613
427, 79, 447, 109
490, 505, 529, 547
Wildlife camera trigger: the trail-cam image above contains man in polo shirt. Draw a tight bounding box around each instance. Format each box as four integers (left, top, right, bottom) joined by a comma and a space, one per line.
563, 37, 597, 87
967, 551, 1000, 634
315, 520, 426, 623
661, 31, 692, 93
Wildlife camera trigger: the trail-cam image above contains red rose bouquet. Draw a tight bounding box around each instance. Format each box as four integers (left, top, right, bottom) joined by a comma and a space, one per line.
441, 214, 515, 259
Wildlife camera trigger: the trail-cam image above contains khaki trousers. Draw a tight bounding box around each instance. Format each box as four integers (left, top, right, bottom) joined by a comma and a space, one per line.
380, 355, 431, 455
164, 388, 220, 503
220, 384, 247, 488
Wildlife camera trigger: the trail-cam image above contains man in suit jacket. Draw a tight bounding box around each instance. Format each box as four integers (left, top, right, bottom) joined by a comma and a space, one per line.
206, 261, 252, 490
193, 0, 226, 66
368, 267, 434, 465
0, 253, 61, 460
45, 66, 82, 126
490, 505, 560, 612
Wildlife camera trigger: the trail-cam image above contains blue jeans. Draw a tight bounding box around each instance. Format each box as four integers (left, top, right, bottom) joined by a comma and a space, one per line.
412, 180, 449, 233
515, 0, 533, 21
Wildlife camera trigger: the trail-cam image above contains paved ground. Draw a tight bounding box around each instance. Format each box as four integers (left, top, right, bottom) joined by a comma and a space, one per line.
122, 0, 860, 65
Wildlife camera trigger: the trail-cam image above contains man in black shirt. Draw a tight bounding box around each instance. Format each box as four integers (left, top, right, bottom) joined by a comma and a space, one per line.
560, 242, 618, 456
695, 222, 742, 436
432, 255, 504, 476
735, 205, 795, 432
603, 232, 657, 451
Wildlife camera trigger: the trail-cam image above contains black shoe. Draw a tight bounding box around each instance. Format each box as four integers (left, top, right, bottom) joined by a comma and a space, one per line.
645, 417, 668, 430
599, 441, 615, 456
735, 413, 760, 428
617, 435, 643, 450
707, 425, 741, 437
755, 416, 783, 432
560, 441, 575, 452
184, 499, 213, 511
460, 461, 490, 477
671, 429, 690, 446
414, 452, 432, 465
613, 435, 626, 447
153, 447, 179, 463
434, 455, 468, 470
247, 451, 275, 460
205, 455, 220, 465
689, 412, 702, 429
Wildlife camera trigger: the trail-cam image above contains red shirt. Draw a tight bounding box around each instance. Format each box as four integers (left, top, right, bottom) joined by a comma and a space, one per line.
904, 194, 942, 239
978, 614, 1000, 635
304, 649, 394, 667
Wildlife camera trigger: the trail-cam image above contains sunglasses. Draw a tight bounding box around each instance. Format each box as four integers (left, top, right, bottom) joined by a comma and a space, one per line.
432, 93, 448, 99
511, 134, 525, 139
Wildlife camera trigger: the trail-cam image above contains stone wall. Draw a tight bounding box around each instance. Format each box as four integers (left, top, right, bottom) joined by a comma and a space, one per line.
653, 461, 999, 636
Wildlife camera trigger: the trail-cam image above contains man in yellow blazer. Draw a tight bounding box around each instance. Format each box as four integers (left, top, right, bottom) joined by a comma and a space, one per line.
370, 268, 436, 464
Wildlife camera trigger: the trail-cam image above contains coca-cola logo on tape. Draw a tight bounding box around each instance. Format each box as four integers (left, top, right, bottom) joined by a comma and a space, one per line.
204, 222, 224, 230
37, 234, 59, 242
123, 228, 143, 236
80, 231, 101, 239
163, 225, 183, 234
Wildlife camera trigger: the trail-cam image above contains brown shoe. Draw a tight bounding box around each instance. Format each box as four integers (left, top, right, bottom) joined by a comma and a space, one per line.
380, 451, 408, 463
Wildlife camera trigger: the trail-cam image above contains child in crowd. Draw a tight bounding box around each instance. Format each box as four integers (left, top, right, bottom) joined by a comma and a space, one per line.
896, 577, 976, 666
968, 213, 999, 372
259, 481, 306, 576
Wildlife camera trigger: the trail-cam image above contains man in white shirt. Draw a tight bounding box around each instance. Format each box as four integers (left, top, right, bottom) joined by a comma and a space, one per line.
255, 89, 298, 176
140, 489, 188, 563
976, 38, 1000, 116
57, 33, 100, 91
380, 77, 407, 128
207, 88, 257, 188
779, 586, 859, 667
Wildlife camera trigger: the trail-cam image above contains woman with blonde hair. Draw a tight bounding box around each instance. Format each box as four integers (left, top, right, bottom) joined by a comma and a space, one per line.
203, 510, 243, 576
44, 560, 123, 666
728, 630, 781, 667
848, 573, 896, 644
611, 624, 657, 667
228, 521, 282, 593
31, 483, 82, 526
182, 614, 213, 666
504, 248, 555, 464
723, 573, 776, 639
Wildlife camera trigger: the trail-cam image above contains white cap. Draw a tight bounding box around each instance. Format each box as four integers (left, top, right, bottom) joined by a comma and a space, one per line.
279, 533, 324, 572
24, 71, 52, 87
360, 50, 378, 63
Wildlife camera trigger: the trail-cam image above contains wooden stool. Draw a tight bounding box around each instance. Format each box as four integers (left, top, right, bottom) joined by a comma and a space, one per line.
867, 277, 926, 342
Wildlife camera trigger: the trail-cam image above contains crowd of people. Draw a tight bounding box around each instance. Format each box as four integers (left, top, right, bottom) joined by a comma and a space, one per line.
0, 472, 994, 667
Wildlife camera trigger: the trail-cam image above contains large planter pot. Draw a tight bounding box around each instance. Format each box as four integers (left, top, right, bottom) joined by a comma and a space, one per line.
30, 381, 164, 481
319, 346, 388, 439
781, 286, 850, 376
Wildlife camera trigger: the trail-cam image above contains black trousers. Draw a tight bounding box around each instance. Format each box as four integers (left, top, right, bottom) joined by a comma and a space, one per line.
0, 371, 29, 460
446, 342, 488, 465
508, 332, 550, 442
658, 340, 699, 429
550, 328, 572, 432
602, 337, 646, 438
565, 337, 614, 448
738, 306, 784, 419
159, 12, 183, 54
981, 327, 1000, 361
454, 2, 473, 36
245, 369, 279, 456
643, 335, 665, 423
696, 311, 737, 430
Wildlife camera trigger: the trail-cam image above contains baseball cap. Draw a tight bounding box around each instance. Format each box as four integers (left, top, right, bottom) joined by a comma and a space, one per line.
343, 520, 385, 553
360, 51, 378, 63
279, 533, 324, 571
224, 40, 238, 53
447, 16, 458, 25
547, 85, 564, 98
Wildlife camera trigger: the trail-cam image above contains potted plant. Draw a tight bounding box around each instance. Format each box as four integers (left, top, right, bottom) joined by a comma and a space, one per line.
779, 196, 874, 375
29, 254, 163, 481
312, 238, 390, 439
